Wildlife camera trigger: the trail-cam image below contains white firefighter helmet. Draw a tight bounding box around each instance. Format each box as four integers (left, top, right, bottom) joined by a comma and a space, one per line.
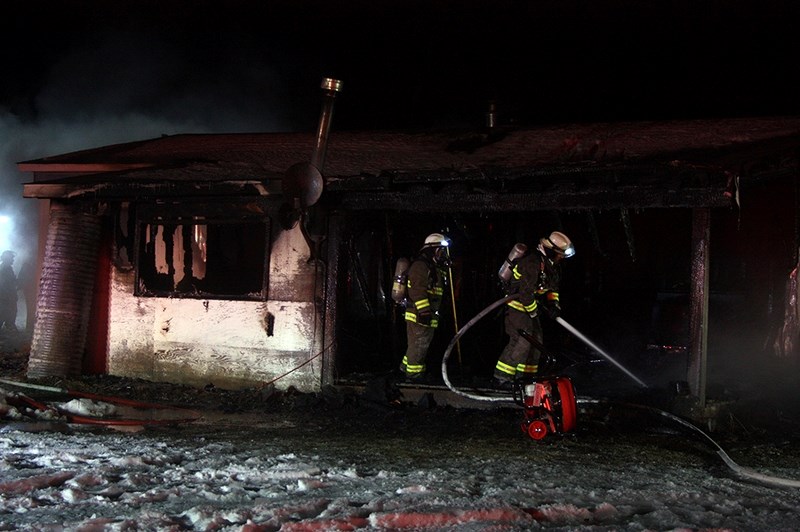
540, 231, 575, 258
422, 233, 452, 267
422, 233, 450, 249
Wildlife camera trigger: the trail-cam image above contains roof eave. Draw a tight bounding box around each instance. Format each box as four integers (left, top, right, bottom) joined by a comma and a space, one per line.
22, 180, 280, 200
17, 162, 154, 173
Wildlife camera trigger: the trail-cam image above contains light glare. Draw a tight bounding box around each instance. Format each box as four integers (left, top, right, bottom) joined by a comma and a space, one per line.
0, 215, 12, 251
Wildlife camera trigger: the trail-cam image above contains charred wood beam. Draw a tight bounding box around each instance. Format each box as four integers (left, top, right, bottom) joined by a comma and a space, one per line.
688, 208, 711, 406
328, 163, 728, 192
331, 187, 733, 212
322, 214, 344, 387
23, 180, 280, 200
135, 199, 271, 219
586, 211, 604, 255
620, 208, 636, 261
328, 163, 733, 210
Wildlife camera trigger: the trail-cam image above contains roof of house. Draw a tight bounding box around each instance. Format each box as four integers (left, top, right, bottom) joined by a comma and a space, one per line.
19, 116, 800, 211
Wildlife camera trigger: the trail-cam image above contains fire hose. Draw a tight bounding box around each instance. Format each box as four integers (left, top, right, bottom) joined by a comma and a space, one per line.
440, 295, 648, 402
579, 397, 800, 489
440, 297, 800, 489
440, 294, 516, 403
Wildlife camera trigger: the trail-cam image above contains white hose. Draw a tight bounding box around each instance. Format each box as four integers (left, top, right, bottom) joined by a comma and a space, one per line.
440, 295, 517, 403
578, 398, 800, 489
438, 302, 800, 489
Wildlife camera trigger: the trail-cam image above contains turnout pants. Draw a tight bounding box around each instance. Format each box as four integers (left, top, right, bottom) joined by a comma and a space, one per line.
401, 321, 435, 376
494, 309, 542, 381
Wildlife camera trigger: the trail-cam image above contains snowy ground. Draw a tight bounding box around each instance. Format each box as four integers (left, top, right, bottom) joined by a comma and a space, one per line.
3, 326, 800, 531
2, 383, 800, 531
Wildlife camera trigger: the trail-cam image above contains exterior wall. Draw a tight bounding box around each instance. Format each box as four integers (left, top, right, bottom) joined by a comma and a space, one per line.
107, 224, 325, 391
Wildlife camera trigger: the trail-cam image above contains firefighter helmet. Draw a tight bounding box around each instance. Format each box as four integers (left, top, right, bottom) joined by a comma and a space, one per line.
422, 233, 452, 267
0, 250, 14, 262
540, 231, 575, 258
422, 233, 450, 249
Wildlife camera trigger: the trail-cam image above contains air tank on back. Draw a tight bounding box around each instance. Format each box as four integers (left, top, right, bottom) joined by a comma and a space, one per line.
391, 257, 411, 303
498, 243, 528, 282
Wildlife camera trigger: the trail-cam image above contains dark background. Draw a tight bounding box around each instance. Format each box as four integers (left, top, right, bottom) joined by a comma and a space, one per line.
4, 0, 799, 227
3, 0, 800, 130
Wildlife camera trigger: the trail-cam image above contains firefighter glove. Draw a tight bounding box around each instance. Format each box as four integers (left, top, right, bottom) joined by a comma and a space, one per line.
416, 308, 433, 326
543, 300, 561, 320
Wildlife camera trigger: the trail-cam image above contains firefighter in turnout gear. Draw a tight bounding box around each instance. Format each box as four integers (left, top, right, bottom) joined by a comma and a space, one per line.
400, 233, 451, 381
493, 231, 575, 389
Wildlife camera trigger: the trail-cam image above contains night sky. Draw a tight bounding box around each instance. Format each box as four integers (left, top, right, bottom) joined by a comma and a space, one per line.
3, 0, 800, 130
2, 0, 800, 256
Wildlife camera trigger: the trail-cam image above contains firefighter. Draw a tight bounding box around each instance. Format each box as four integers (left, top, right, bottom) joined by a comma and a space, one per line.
400, 233, 451, 382
492, 231, 575, 389
0, 250, 18, 332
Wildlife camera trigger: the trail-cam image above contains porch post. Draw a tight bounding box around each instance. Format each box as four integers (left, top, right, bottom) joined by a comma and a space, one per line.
688, 207, 710, 406
322, 213, 343, 386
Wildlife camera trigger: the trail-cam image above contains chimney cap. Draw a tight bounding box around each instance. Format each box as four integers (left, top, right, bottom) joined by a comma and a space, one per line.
321, 78, 343, 92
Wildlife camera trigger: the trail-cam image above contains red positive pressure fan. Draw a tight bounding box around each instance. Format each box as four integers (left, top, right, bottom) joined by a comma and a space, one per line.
516, 376, 577, 441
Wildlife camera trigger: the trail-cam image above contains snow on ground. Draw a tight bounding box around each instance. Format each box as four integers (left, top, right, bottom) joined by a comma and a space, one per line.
2, 384, 800, 531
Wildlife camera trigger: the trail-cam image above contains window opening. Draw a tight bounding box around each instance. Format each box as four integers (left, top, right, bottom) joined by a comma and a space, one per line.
136, 215, 269, 300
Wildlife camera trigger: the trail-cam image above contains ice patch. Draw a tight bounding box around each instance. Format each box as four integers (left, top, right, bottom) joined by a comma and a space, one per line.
58, 398, 118, 417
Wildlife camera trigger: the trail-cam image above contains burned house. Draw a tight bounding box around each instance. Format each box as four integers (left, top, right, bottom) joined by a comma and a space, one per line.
18, 106, 800, 403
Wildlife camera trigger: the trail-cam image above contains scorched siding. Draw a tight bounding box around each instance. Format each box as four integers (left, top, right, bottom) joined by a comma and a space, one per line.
106, 223, 324, 391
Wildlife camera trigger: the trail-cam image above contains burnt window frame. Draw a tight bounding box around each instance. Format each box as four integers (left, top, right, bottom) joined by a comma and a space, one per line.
133, 202, 271, 301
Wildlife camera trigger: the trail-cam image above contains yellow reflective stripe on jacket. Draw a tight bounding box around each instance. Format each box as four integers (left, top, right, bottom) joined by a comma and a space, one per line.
415, 298, 431, 310
516, 363, 538, 374
512, 264, 522, 280
495, 360, 516, 376
508, 300, 526, 312
404, 312, 439, 328
507, 299, 538, 313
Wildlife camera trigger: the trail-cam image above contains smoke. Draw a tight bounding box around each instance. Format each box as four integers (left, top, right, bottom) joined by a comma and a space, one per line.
1, 25, 306, 272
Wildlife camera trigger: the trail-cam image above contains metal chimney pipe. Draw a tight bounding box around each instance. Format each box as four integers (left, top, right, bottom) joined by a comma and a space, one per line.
311, 77, 343, 173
